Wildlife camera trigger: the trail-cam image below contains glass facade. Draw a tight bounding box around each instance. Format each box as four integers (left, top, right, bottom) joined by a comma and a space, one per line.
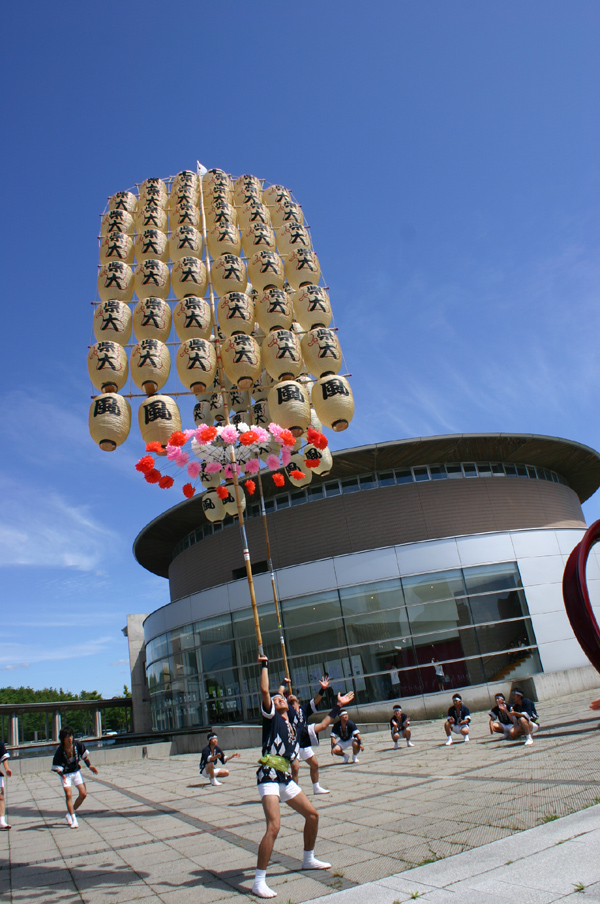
145, 561, 541, 730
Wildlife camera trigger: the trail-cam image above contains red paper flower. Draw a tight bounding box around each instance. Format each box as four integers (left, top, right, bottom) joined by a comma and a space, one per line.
290, 469, 305, 481
307, 427, 328, 450
197, 424, 218, 442
280, 429, 295, 447
239, 430, 259, 446
146, 441, 163, 454
168, 431, 187, 447
144, 468, 161, 484
216, 485, 229, 499
304, 458, 319, 468
183, 483, 195, 499
158, 475, 174, 489
245, 480, 256, 496
135, 455, 155, 474
272, 473, 285, 487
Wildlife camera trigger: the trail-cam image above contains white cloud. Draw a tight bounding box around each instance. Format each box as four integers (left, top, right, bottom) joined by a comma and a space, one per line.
0, 636, 114, 670
110, 659, 129, 667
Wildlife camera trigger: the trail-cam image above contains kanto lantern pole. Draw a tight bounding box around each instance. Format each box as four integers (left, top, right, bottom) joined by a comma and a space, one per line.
258, 472, 291, 688
198, 162, 264, 657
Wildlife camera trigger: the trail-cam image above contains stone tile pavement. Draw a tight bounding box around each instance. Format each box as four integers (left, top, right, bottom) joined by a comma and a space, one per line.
0, 689, 599, 902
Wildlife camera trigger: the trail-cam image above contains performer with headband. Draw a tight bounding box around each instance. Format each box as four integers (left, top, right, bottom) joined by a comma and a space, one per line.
279, 675, 331, 794
51, 726, 98, 828
0, 739, 12, 830
199, 731, 240, 786
330, 710, 364, 763
252, 656, 353, 899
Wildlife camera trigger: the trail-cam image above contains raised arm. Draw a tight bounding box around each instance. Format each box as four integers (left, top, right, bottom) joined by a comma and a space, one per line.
259, 655, 271, 711
313, 675, 330, 708
313, 691, 355, 736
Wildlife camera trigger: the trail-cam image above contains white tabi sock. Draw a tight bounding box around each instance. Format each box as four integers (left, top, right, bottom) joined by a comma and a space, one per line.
302, 849, 331, 869
252, 869, 276, 898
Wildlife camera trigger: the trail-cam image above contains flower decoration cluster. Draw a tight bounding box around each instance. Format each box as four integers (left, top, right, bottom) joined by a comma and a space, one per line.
135, 421, 328, 500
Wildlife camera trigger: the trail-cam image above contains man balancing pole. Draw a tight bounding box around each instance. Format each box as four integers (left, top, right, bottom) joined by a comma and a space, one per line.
252, 655, 354, 899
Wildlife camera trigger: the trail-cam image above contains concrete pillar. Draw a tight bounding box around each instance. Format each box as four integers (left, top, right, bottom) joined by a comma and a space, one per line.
9, 714, 18, 747
52, 711, 62, 741
93, 709, 102, 738
124, 614, 153, 733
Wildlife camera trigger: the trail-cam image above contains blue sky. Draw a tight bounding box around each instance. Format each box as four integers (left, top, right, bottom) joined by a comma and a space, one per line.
1, 2, 599, 696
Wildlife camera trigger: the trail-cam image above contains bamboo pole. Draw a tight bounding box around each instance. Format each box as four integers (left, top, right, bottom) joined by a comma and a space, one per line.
257, 471, 291, 688
197, 162, 264, 656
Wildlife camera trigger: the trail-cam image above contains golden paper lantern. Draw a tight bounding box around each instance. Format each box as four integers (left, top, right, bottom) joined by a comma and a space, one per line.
138, 394, 181, 446
262, 184, 292, 208
170, 171, 199, 207
270, 199, 304, 228
93, 300, 132, 346
101, 209, 134, 237
176, 338, 217, 393
169, 184, 198, 212
170, 225, 203, 261
139, 178, 168, 207
100, 231, 133, 264
204, 200, 237, 227
108, 191, 137, 214
89, 393, 131, 451
247, 251, 285, 292
252, 399, 270, 428
134, 259, 170, 300
134, 229, 169, 263
193, 399, 212, 426
237, 200, 271, 229
218, 292, 254, 337
222, 484, 246, 517
202, 489, 225, 523
172, 170, 199, 193
230, 388, 251, 413
133, 298, 172, 342
304, 443, 333, 476
210, 253, 247, 297
234, 174, 262, 206
301, 328, 342, 378
202, 168, 233, 196
293, 285, 332, 330
207, 221, 241, 258
198, 462, 223, 490
285, 452, 312, 487
98, 262, 134, 302
276, 222, 311, 257
222, 335, 261, 390
268, 380, 310, 437
87, 341, 128, 393
255, 288, 293, 333
285, 249, 321, 290
209, 391, 226, 422
251, 371, 275, 402
311, 375, 354, 431
131, 339, 171, 394
241, 222, 277, 257
262, 329, 302, 381
171, 257, 208, 300
170, 199, 200, 231
173, 295, 212, 339
135, 202, 168, 233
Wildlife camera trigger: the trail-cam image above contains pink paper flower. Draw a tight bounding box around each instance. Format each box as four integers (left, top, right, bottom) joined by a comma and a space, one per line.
205, 462, 223, 474
281, 447, 292, 467
175, 452, 190, 467
166, 445, 182, 461
224, 462, 241, 478
267, 454, 281, 471
187, 462, 201, 479
244, 459, 261, 474
254, 427, 270, 443
220, 425, 239, 445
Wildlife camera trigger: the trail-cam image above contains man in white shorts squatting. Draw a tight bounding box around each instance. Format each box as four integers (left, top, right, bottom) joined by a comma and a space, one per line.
199, 731, 240, 786
0, 739, 12, 829
330, 710, 364, 763
390, 704, 414, 749
488, 693, 514, 739
252, 656, 340, 899
51, 726, 98, 828
444, 694, 471, 744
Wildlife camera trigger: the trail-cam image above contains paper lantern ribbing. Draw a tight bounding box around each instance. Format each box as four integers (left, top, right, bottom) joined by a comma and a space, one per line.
173, 295, 212, 340
101, 209, 134, 237
247, 251, 285, 292
202, 488, 225, 522
135, 203, 168, 233
271, 199, 304, 228
100, 232, 133, 264
203, 168, 233, 195
276, 222, 311, 256
256, 288, 294, 333
301, 327, 342, 378
304, 443, 333, 476
218, 292, 255, 337
311, 375, 354, 431
193, 399, 212, 426
138, 394, 181, 447
134, 229, 168, 264
251, 371, 275, 402
133, 298, 172, 342
172, 170, 199, 196
108, 191, 137, 214
263, 184, 292, 208
222, 485, 246, 517
198, 462, 223, 490
89, 393, 131, 451
268, 380, 310, 437
209, 390, 226, 422
171, 257, 208, 300
230, 388, 251, 413
293, 285, 332, 330
234, 174, 262, 205
87, 341, 128, 393
170, 200, 200, 231
93, 300, 132, 345
170, 225, 203, 262
237, 200, 271, 229
207, 222, 241, 258
176, 338, 217, 394
134, 259, 170, 300
221, 334, 261, 390
98, 262, 134, 302
285, 249, 321, 290
252, 399, 270, 428
138, 178, 168, 207
286, 452, 312, 487
241, 223, 277, 256
262, 329, 303, 381
210, 254, 247, 297
131, 339, 171, 394
204, 201, 237, 227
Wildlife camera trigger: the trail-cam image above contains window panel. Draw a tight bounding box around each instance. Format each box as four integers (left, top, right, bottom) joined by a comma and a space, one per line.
194, 613, 232, 644
340, 579, 404, 617
402, 571, 466, 607
282, 592, 342, 627
463, 562, 521, 596
344, 608, 411, 646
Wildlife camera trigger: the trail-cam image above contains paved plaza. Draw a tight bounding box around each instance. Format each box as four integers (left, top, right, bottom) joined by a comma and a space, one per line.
1, 689, 599, 903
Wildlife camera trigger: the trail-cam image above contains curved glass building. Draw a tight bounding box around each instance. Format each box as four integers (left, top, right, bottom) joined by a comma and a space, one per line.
132, 434, 600, 731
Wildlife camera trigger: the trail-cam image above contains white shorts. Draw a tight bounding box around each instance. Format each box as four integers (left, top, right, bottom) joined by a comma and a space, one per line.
0, 776, 4, 791
333, 737, 356, 751
299, 746, 315, 761
61, 771, 84, 788
258, 780, 302, 802
451, 724, 469, 735
202, 766, 225, 779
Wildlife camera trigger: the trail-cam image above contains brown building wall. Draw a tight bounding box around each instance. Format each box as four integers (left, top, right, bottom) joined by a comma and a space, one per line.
168, 478, 585, 601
